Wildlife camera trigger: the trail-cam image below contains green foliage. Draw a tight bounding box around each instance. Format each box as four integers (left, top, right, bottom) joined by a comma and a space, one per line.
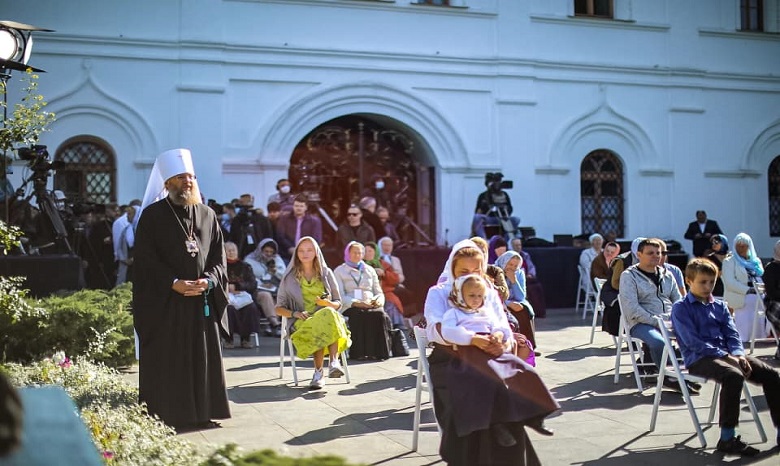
0, 69, 56, 154
0, 281, 135, 368
0, 220, 23, 254
0, 276, 47, 362
202, 444, 363, 466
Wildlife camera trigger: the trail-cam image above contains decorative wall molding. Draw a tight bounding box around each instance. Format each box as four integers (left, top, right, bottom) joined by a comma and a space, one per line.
704, 170, 761, 178
529, 14, 670, 32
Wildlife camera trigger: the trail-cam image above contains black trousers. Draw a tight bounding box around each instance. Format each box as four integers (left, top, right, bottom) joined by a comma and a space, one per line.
688, 355, 780, 429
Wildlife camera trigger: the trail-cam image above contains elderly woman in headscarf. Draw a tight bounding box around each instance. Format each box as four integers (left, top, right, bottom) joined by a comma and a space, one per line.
706, 233, 730, 297
424, 240, 558, 465
579, 233, 603, 287
722, 233, 767, 342
763, 240, 780, 360
496, 250, 537, 351
275, 236, 350, 389
333, 241, 392, 360
365, 241, 405, 330
487, 235, 508, 264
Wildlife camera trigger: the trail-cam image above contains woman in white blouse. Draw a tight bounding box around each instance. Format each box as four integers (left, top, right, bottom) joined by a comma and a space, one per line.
722, 232, 767, 341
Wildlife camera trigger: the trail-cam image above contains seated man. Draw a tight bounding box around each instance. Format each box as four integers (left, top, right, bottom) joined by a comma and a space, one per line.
619, 238, 694, 392
672, 258, 780, 456
376, 206, 400, 242
336, 204, 375, 251
472, 172, 520, 239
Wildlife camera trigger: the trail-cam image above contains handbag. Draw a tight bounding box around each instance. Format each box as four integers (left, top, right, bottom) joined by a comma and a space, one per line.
391, 328, 410, 357
228, 291, 254, 309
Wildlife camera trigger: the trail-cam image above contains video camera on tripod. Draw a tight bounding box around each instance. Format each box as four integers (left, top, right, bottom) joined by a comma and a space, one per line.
481, 172, 516, 236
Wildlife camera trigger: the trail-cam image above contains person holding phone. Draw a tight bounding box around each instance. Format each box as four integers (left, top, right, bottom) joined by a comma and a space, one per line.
275, 236, 350, 389
334, 241, 393, 360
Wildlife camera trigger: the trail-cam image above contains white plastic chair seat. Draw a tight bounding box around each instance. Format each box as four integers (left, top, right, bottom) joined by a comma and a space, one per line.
649, 315, 766, 448
411, 326, 441, 451
278, 315, 351, 386
613, 297, 657, 393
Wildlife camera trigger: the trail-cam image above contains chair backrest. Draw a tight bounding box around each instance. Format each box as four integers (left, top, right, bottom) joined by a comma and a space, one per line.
594, 278, 606, 302
413, 326, 430, 351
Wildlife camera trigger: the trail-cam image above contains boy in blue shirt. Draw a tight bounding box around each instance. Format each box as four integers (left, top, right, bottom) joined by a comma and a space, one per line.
671, 258, 780, 456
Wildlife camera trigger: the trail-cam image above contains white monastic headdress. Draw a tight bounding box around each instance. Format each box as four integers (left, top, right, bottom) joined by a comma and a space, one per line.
140, 148, 201, 212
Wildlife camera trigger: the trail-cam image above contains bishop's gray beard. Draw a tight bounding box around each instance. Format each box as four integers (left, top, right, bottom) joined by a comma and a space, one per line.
168, 187, 200, 206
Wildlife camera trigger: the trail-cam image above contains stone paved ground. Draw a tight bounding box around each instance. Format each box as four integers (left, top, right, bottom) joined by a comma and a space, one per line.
131, 309, 780, 465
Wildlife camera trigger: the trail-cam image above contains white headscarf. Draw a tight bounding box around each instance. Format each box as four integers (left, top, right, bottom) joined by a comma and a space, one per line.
437, 239, 486, 285
140, 148, 202, 212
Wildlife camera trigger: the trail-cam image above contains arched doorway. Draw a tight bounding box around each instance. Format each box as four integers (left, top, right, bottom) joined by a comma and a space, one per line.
289, 114, 435, 247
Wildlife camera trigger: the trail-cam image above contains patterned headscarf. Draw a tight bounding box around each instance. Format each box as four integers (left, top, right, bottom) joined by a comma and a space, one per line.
732, 232, 763, 277
448, 274, 487, 313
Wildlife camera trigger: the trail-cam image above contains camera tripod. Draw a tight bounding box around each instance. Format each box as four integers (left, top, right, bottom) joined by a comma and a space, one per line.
19, 175, 74, 255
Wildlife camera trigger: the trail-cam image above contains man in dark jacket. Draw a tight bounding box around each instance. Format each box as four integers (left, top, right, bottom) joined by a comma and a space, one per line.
336, 204, 375, 251
276, 194, 323, 261
684, 210, 723, 257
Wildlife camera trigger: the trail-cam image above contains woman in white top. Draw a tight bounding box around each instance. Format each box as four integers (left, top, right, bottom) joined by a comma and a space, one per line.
579, 233, 603, 288
722, 232, 768, 342
424, 240, 558, 466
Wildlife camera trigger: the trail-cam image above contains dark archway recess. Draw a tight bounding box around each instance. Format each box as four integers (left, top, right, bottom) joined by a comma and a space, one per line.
289, 114, 436, 248
580, 149, 624, 238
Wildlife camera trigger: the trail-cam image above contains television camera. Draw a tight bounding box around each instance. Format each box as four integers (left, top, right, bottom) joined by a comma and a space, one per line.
481, 172, 516, 236
13, 145, 73, 254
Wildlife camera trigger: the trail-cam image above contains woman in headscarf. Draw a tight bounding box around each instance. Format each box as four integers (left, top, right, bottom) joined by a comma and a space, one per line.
496, 250, 537, 350
722, 233, 767, 342
334, 241, 392, 360
706, 233, 730, 297
487, 235, 508, 264
275, 237, 350, 389
367, 241, 406, 330
762, 240, 780, 360
579, 233, 603, 288
424, 239, 559, 466
244, 237, 285, 336
224, 241, 261, 348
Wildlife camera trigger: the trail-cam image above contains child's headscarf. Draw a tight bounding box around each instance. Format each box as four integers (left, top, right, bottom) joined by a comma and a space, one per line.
448, 274, 487, 313
732, 233, 763, 277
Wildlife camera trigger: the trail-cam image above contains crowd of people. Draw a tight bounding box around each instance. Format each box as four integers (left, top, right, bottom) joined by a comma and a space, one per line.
10, 147, 780, 464
576, 210, 780, 458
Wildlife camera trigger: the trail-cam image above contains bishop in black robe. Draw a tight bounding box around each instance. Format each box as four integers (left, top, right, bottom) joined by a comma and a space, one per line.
132, 196, 231, 429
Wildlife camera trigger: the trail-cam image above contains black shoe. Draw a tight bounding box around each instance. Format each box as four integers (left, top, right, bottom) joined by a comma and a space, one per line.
533, 350, 542, 357
526, 421, 554, 436
662, 377, 682, 393
263, 327, 274, 337
491, 423, 517, 447
686, 381, 701, 396
774, 347, 780, 361
716, 435, 759, 456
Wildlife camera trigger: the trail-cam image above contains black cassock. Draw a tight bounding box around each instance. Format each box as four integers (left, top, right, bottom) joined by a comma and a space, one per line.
132, 198, 231, 428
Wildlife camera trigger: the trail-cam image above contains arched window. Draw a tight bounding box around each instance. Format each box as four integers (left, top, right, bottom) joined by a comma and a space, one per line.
581, 149, 624, 237
769, 155, 780, 236
54, 136, 116, 204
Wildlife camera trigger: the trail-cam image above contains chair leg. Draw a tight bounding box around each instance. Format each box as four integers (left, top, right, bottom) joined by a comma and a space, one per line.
613, 331, 624, 384
412, 361, 424, 452
742, 384, 768, 442
278, 333, 286, 379
649, 346, 669, 431
575, 283, 582, 314
287, 339, 298, 386
626, 338, 645, 393
707, 384, 720, 423
589, 303, 601, 344
340, 351, 351, 384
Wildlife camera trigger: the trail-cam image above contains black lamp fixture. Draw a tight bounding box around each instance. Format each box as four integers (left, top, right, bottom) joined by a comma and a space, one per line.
0, 20, 53, 73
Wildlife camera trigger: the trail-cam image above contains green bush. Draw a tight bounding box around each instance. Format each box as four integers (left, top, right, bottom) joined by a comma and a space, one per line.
202, 444, 365, 466
0, 281, 135, 368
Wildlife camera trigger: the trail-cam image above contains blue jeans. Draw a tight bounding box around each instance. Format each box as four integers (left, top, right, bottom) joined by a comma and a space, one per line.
629, 323, 666, 370
472, 213, 520, 239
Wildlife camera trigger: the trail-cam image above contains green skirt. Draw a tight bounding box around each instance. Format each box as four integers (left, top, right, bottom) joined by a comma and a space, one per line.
290, 307, 351, 359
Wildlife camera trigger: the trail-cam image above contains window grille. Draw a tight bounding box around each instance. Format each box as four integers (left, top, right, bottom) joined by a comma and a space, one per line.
581, 149, 624, 237
54, 137, 116, 204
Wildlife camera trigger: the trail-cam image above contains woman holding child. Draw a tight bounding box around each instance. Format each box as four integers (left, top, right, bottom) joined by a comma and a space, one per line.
424, 239, 558, 465
275, 237, 350, 390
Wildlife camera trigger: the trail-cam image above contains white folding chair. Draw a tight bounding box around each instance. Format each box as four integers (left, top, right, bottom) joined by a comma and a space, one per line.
650, 316, 766, 448
749, 282, 780, 354
589, 278, 607, 344
613, 297, 656, 393
278, 316, 351, 386
575, 265, 596, 318
411, 326, 441, 451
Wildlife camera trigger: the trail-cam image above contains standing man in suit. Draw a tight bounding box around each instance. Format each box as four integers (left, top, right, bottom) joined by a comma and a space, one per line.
684, 210, 723, 257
